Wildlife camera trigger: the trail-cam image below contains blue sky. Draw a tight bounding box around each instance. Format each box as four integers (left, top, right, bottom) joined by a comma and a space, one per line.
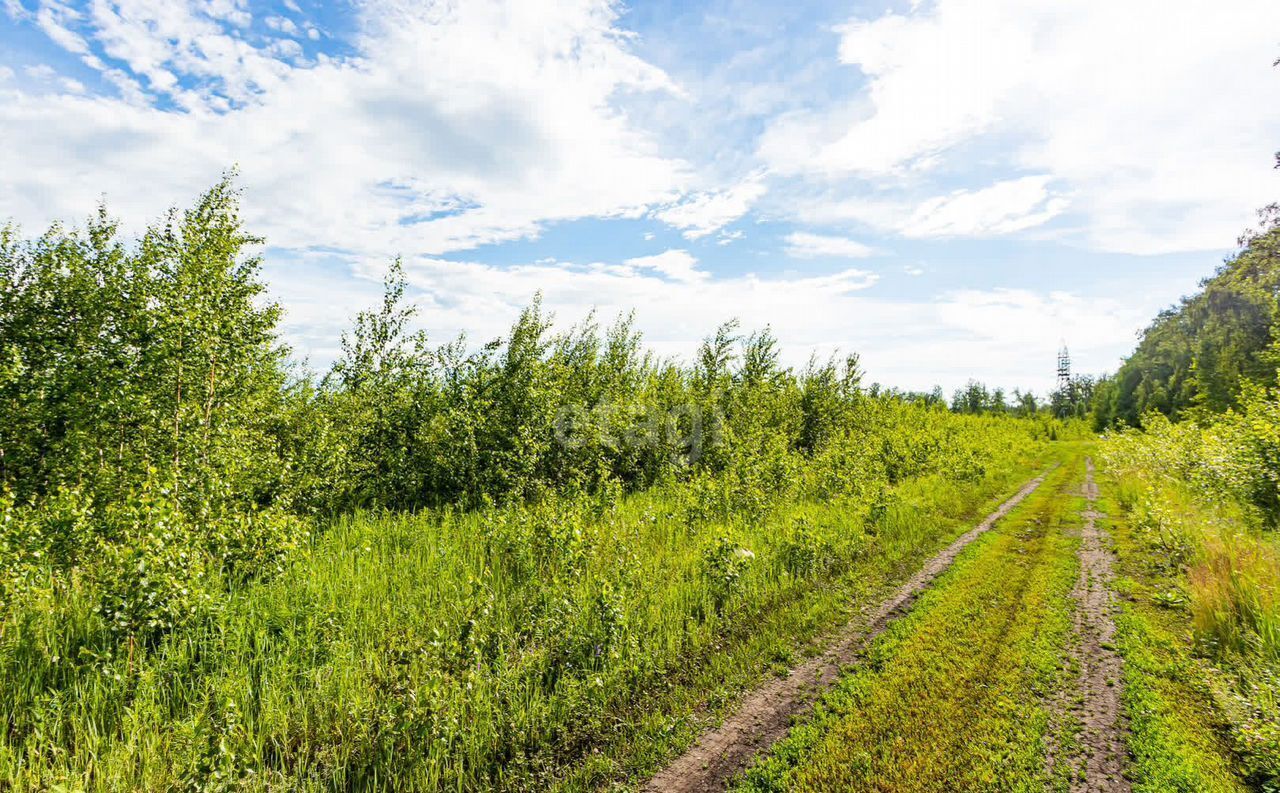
1, 0, 1277, 394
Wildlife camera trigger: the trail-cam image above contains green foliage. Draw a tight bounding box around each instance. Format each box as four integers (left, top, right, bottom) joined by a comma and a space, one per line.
205, 506, 309, 585
1095, 208, 1280, 783
1103, 401, 1280, 785
91, 485, 214, 641
1052, 374, 1098, 420
0, 176, 287, 509
701, 534, 754, 614
777, 516, 838, 578
1094, 207, 1280, 429
950, 379, 1004, 414
0, 176, 307, 649
0, 423, 1045, 790
1107, 384, 1280, 529
0, 178, 1058, 789
949, 378, 1082, 420
1103, 498, 1251, 793
738, 464, 1082, 793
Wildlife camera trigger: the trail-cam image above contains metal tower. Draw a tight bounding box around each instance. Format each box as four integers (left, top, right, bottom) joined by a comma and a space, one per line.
1057, 344, 1071, 393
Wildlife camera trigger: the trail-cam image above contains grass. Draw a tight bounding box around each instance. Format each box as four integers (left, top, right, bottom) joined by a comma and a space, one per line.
736, 454, 1085, 792
1103, 492, 1251, 793
1100, 430, 1280, 789
0, 445, 1053, 791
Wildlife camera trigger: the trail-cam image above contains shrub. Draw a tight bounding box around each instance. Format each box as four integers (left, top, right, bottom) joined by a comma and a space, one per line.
91, 487, 215, 642
1102, 397, 1280, 782
206, 506, 309, 585
778, 516, 838, 579
702, 534, 754, 615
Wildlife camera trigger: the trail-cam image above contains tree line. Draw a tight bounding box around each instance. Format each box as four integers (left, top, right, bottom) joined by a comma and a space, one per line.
4, 177, 1062, 640
1090, 206, 1280, 429
949, 204, 1280, 430
0, 178, 869, 515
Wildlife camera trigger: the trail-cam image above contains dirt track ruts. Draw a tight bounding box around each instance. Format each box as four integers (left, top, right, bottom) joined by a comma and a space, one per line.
1060, 459, 1130, 792
642, 467, 1056, 793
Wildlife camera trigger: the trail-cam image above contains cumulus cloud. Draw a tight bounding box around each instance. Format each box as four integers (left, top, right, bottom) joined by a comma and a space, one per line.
814, 176, 1069, 239
0, 0, 690, 256
902, 177, 1070, 238
271, 251, 1142, 396
652, 176, 766, 239
623, 249, 705, 283
3, 0, 1272, 394
265, 15, 299, 36
279, 252, 881, 372
761, 0, 1280, 253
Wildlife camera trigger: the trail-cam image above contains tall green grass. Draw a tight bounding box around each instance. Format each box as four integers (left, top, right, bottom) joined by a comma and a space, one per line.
1103, 414, 1280, 785
1103, 494, 1249, 793
0, 440, 1047, 790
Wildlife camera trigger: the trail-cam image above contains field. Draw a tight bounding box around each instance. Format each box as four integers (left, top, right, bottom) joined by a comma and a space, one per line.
0, 415, 1050, 789
738, 455, 1086, 791
2, 184, 1279, 790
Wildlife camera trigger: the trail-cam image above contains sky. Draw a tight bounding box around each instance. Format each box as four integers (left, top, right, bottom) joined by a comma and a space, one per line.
1, 0, 1278, 396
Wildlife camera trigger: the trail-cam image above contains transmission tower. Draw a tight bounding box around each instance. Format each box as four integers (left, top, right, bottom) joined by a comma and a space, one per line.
1057, 344, 1072, 394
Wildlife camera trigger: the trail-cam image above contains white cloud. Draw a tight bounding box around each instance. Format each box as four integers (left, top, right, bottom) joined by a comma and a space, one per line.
267, 39, 303, 60
0, 0, 690, 256
816, 176, 1068, 238
23, 63, 57, 80
35, 5, 92, 55
2, 0, 28, 21
783, 231, 874, 258
338, 253, 883, 371
15, 62, 85, 95
903, 177, 1069, 237
652, 176, 765, 239
935, 288, 1140, 352
71, 0, 296, 107
271, 251, 1143, 396
623, 249, 705, 283
4, 0, 1270, 395
761, 0, 1280, 253
924, 287, 1149, 389
265, 15, 300, 36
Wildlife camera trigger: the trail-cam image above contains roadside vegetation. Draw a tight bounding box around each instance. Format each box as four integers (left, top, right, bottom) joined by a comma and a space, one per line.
0, 180, 1059, 789
3, 175, 1278, 790
1089, 205, 1280, 790
736, 456, 1084, 792
721, 202, 1280, 792
1101, 495, 1249, 793
1102, 409, 1280, 789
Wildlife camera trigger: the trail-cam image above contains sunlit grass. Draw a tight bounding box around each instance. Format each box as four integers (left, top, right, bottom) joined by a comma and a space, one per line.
1102, 494, 1250, 792
737, 457, 1083, 792
0, 448, 1049, 791
1102, 431, 1280, 785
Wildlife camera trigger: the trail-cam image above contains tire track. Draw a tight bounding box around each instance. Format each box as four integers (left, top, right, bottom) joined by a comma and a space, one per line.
1049, 458, 1130, 791
642, 468, 1056, 793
